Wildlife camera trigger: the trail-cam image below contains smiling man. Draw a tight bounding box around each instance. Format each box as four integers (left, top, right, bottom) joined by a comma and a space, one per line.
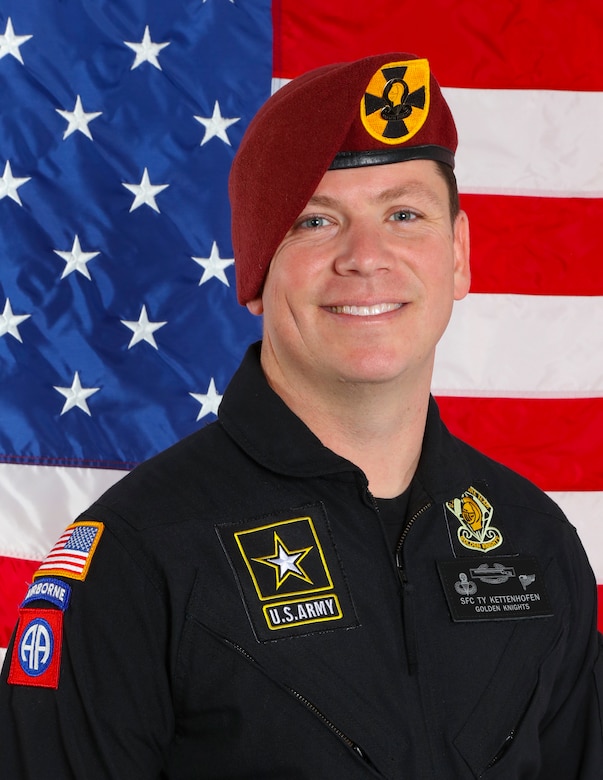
1, 53, 602, 779
246, 158, 469, 499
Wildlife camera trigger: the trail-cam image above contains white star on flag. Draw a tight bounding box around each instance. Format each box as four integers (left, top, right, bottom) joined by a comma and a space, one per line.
53, 371, 100, 416
0, 161, 30, 205
56, 96, 102, 140
194, 101, 240, 146
0, 298, 31, 343
54, 235, 101, 280
0, 17, 32, 64
189, 378, 223, 420
124, 25, 170, 71
121, 304, 167, 349
123, 167, 169, 213
192, 242, 234, 286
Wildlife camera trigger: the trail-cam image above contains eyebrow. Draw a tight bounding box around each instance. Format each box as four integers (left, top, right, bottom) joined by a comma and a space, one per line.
305, 180, 443, 210
374, 182, 442, 206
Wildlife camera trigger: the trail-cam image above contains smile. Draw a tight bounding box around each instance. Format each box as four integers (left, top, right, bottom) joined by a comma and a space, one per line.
327, 303, 403, 316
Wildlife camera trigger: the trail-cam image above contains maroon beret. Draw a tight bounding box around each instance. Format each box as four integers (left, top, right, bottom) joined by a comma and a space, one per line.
229, 53, 457, 305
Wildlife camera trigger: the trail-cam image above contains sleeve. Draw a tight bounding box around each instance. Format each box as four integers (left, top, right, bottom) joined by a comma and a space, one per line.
0, 519, 175, 779
536, 524, 603, 779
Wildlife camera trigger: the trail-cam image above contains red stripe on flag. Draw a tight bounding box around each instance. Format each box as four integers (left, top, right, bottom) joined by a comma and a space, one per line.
273, 0, 603, 90
465, 195, 603, 296
0, 556, 38, 649
436, 396, 603, 492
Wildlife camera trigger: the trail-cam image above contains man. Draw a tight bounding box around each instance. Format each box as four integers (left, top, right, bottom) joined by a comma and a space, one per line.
1, 53, 602, 778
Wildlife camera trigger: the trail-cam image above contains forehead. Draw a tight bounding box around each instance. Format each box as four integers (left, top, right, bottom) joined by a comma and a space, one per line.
304, 158, 448, 209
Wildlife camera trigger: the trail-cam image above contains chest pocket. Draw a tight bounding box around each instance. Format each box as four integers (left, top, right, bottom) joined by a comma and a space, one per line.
453, 591, 564, 777
214, 502, 359, 643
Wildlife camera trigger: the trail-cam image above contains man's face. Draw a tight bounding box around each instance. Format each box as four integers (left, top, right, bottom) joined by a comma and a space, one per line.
247, 159, 470, 393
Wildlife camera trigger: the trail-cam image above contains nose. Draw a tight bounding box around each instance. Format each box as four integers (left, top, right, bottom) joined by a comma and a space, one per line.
333, 221, 393, 277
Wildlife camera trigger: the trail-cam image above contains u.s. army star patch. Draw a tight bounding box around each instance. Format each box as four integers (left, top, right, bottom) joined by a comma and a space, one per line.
217, 504, 358, 641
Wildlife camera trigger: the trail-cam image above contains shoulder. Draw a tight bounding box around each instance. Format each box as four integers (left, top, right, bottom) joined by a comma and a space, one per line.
450, 433, 596, 590
84, 419, 241, 533
454, 434, 566, 522
425, 401, 567, 526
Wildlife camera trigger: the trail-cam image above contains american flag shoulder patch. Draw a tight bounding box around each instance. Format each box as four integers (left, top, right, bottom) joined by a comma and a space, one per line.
33, 521, 104, 582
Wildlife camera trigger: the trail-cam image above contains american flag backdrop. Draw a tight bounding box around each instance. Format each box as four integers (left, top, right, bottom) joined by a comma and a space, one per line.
0, 0, 602, 665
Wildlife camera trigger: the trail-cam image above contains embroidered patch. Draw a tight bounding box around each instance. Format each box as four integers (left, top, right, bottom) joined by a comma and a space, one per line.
22, 577, 72, 611
217, 504, 358, 641
445, 486, 503, 553
437, 555, 553, 622
8, 608, 64, 688
360, 58, 430, 145
33, 521, 104, 581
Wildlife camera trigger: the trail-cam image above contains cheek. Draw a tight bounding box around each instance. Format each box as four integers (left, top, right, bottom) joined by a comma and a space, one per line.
414, 249, 457, 296
263, 250, 322, 311
260, 268, 306, 333
262, 270, 293, 312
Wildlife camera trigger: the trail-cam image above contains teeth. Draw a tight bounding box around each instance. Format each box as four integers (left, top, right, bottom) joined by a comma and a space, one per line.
329, 303, 402, 316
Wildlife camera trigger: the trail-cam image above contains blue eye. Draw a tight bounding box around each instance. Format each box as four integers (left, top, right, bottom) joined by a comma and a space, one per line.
390, 210, 416, 222
298, 215, 329, 229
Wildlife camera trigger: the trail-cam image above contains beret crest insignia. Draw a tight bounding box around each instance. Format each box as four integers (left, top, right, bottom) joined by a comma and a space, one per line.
360, 58, 431, 145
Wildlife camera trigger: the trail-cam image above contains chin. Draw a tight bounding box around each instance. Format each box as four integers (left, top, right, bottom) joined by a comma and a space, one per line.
334, 358, 411, 386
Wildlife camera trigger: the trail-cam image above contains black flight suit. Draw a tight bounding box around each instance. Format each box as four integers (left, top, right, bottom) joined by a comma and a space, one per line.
1, 343, 602, 778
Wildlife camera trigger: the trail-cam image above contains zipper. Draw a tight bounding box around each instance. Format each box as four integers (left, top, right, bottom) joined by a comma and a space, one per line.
395, 501, 432, 673
395, 501, 432, 573
287, 686, 379, 770
223, 637, 382, 775
480, 730, 516, 776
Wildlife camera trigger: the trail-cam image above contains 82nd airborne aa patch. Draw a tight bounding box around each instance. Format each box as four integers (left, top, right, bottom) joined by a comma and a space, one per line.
8, 608, 64, 689
217, 504, 358, 642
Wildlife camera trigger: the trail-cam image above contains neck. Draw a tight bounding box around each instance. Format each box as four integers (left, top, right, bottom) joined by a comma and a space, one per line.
262, 356, 431, 499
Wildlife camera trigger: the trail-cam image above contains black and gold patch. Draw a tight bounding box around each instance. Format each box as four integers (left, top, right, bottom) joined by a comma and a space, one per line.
217, 503, 358, 641
360, 58, 430, 144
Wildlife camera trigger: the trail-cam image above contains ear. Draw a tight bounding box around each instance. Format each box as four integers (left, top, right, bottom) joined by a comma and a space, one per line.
452, 210, 471, 301
246, 297, 264, 316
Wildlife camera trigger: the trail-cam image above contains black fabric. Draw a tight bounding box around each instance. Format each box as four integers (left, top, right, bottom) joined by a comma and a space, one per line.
375, 488, 411, 553
1, 342, 602, 779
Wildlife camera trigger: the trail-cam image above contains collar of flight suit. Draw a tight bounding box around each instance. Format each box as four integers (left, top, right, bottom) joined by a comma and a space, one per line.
218, 341, 471, 505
